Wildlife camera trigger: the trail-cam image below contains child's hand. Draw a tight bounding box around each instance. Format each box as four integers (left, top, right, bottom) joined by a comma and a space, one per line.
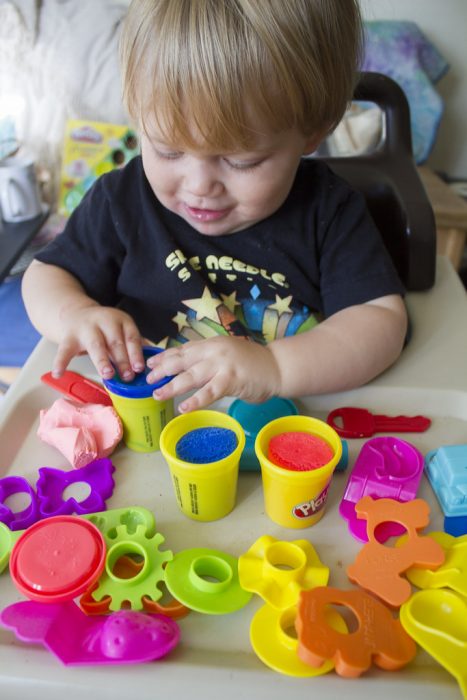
146, 336, 282, 412
52, 305, 145, 381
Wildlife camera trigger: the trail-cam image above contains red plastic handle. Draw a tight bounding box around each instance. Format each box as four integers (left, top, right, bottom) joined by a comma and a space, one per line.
41, 371, 112, 406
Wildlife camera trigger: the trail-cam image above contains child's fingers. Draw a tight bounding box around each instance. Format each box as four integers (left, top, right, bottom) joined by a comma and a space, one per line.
178, 376, 230, 412
123, 324, 145, 373
52, 340, 80, 377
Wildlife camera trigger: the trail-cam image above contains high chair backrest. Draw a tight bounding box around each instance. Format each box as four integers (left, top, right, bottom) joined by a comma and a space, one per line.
319, 72, 436, 291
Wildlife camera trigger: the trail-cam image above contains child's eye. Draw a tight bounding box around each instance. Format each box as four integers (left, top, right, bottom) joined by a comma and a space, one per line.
223, 157, 263, 171
154, 148, 183, 160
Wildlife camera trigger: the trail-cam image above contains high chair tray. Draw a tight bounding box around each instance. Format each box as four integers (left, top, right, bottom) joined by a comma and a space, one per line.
0, 258, 466, 699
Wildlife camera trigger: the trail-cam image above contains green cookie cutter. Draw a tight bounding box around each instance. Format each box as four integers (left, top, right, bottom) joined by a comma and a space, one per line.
0, 522, 22, 573
91, 523, 173, 611
82, 506, 156, 544
164, 547, 252, 614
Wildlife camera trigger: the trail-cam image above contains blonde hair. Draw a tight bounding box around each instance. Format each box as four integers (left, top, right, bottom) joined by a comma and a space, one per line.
120, 0, 363, 150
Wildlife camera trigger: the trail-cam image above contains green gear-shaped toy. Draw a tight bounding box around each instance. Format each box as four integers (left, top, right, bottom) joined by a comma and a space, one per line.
91, 523, 173, 611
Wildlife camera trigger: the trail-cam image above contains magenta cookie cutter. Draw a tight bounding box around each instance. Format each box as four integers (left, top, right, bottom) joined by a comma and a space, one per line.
0, 476, 40, 531
339, 437, 424, 542
36, 458, 115, 517
0, 599, 180, 665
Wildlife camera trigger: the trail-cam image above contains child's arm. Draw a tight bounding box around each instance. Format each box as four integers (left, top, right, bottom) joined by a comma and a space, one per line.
22, 260, 145, 380
146, 294, 407, 412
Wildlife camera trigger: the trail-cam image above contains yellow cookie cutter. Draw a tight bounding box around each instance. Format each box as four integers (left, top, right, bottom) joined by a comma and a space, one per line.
238, 535, 329, 610
400, 588, 467, 698
402, 531, 467, 596
250, 602, 347, 677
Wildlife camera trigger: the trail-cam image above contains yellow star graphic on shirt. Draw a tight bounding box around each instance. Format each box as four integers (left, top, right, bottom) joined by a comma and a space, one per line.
183, 286, 224, 322
268, 294, 293, 315
172, 311, 189, 332
221, 291, 241, 313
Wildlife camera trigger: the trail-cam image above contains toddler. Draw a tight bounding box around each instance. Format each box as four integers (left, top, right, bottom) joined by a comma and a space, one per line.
22, 0, 407, 413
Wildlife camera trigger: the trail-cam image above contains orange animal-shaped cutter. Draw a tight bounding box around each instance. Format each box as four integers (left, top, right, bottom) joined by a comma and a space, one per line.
347, 496, 445, 607
296, 585, 416, 678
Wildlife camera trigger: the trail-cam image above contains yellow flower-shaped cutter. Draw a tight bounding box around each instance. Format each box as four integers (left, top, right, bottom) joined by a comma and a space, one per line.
238, 535, 329, 609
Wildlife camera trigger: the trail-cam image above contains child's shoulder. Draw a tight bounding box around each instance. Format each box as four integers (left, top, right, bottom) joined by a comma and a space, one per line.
295, 157, 359, 205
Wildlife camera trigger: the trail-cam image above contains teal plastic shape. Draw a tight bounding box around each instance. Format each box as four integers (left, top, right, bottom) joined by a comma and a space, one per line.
164, 547, 252, 614
238, 535, 329, 610
425, 444, 467, 517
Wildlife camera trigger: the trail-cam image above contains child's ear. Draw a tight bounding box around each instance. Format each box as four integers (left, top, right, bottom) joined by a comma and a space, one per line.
302, 129, 329, 156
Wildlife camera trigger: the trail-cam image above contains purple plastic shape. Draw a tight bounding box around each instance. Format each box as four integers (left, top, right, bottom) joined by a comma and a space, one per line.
36, 458, 115, 517
0, 599, 180, 665
0, 476, 40, 531
339, 436, 424, 542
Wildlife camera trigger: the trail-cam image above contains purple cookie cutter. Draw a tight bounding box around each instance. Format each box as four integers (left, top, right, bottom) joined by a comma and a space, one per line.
339, 437, 424, 542
0, 600, 180, 665
36, 458, 115, 517
0, 476, 40, 531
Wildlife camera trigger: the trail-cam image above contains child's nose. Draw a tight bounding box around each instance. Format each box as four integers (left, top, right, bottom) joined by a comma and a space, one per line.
184, 158, 223, 197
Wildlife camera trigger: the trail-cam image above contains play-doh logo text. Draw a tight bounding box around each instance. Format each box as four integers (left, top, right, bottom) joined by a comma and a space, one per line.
292, 483, 330, 519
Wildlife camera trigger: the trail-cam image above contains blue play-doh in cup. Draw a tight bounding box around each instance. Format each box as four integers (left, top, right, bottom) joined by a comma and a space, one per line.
103, 347, 174, 452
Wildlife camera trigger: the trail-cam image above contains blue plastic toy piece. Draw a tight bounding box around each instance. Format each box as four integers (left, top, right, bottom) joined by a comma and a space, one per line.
443, 515, 467, 537
425, 445, 467, 519
175, 427, 237, 463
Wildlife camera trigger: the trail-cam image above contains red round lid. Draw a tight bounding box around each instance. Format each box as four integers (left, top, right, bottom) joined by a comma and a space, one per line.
10, 516, 106, 603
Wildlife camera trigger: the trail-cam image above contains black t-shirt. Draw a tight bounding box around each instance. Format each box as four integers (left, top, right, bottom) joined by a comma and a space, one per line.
36, 156, 404, 348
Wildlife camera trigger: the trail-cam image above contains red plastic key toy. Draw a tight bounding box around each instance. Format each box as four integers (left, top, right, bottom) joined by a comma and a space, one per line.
41, 371, 113, 407
326, 407, 431, 438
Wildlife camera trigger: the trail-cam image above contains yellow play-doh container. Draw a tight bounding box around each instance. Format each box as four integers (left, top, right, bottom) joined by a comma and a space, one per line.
103, 347, 174, 453
255, 415, 342, 529
160, 410, 245, 522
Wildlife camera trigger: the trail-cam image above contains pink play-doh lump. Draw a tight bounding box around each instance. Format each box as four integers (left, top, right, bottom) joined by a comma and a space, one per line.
267, 431, 334, 471
37, 398, 123, 468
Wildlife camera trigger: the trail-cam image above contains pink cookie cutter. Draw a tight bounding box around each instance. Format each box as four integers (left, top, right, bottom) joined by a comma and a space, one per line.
339, 437, 424, 542
0, 599, 180, 665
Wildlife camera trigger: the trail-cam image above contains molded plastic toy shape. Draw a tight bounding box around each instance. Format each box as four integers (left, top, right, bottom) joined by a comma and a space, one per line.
91, 524, 172, 611
83, 505, 156, 543
296, 586, 416, 678
37, 398, 123, 469
10, 516, 106, 603
400, 589, 467, 698
0, 600, 180, 665
327, 406, 431, 438
36, 458, 115, 517
0, 475, 40, 530
346, 497, 445, 607
425, 444, 467, 536
403, 531, 467, 597
41, 370, 113, 406
164, 547, 252, 614
80, 555, 190, 620
0, 522, 22, 573
250, 602, 347, 677
238, 535, 329, 610
339, 437, 424, 542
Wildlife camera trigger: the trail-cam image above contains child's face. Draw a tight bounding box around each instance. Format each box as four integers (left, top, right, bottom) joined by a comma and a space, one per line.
140, 125, 318, 236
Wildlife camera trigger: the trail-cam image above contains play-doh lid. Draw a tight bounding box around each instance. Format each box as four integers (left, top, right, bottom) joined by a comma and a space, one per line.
103, 346, 173, 398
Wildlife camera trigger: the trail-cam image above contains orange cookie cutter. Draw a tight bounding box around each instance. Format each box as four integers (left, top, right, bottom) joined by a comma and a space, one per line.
296, 585, 416, 678
346, 496, 445, 607
79, 555, 190, 619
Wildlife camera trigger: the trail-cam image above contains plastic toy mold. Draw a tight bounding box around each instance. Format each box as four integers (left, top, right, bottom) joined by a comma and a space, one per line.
0, 599, 180, 665
339, 437, 424, 542
10, 516, 106, 603
83, 505, 156, 542
0, 476, 40, 530
36, 458, 115, 517
403, 530, 467, 596
296, 586, 416, 678
346, 497, 445, 607
164, 547, 252, 614
80, 555, 190, 619
238, 535, 329, 610
250, 603, 347, 677
400, 589, 467, 698
425, 445, 467, 535
0, 522, 21, 573
91, 524, 172, 611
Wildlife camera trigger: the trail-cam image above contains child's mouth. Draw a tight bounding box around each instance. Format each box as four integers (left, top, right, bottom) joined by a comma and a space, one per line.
184, 205, 231, 222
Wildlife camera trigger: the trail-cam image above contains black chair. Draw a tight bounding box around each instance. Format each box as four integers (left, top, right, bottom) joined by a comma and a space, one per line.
319, 72, 436, 291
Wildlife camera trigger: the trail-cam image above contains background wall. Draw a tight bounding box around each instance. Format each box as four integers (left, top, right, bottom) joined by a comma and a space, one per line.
360, 0, 467, 180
